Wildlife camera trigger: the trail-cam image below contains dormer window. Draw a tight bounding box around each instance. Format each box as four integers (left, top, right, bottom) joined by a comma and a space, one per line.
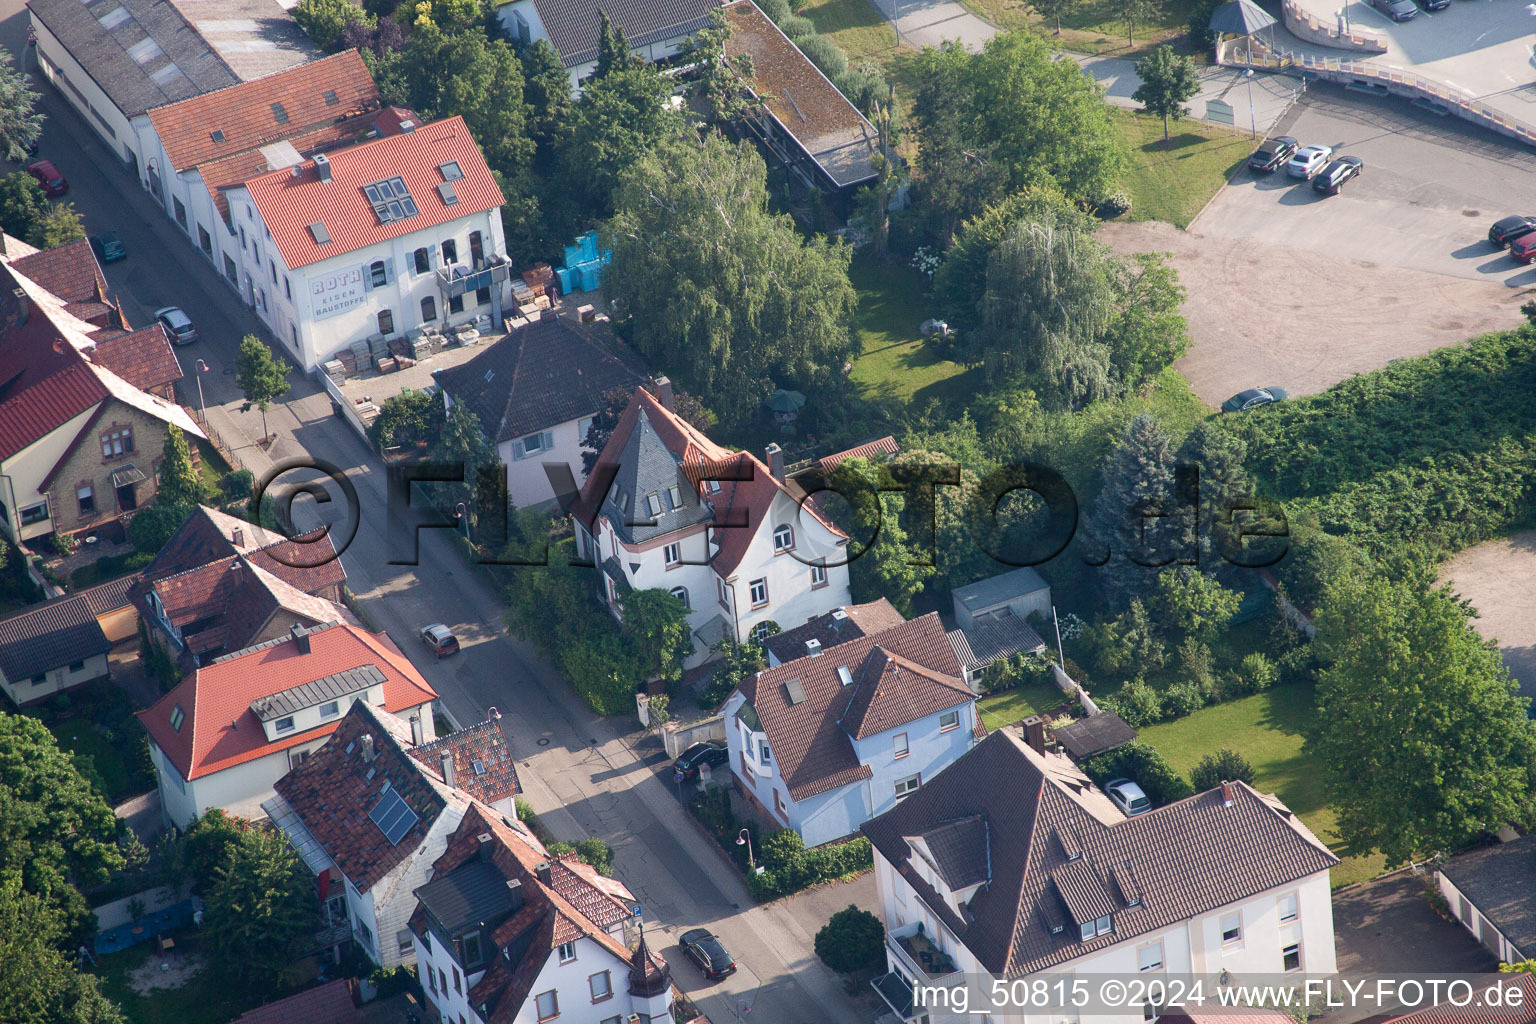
667, 484, 682, 508
1080, 915, 1112, 941
462, 929, 485, 969
646, 492, 662, 517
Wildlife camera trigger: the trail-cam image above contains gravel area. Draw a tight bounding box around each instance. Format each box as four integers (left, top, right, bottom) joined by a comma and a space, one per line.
1441, 530, 1536, 707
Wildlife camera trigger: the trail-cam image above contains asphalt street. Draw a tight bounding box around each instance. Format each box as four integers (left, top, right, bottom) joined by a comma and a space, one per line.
0, 6, 866, 1019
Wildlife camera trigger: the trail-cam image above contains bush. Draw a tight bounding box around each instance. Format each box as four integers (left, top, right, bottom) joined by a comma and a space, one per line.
128, 501, 194, 553
219, 469, 254, 502
1110, 677, 1162, 728
574, 838, 614, 876
1276, 645, 1318, 687
1221, 652, 1278, 699
777, 13, 815, 38
749, 837, 873, 901
757, 0, 790, 21
795, 34, 847, 79
815, 905, 885, 973
1161, 679, 1209, 718
369, 966, 413, 998
1190, 748, 1256, 791
1177, 638, 1214, 690
1083, 743, 1194, 807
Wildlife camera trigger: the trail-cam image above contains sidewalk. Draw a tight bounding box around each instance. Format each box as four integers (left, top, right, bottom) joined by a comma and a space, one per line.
1071, 52, 1304, 135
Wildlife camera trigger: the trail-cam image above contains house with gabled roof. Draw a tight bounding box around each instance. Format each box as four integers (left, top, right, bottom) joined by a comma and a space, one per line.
137, 620, 437, 829
1434, 832, 1536, 965
263, 700, 520, 968
434, 311, 650, 508
570, 385, 853, 667
722, 610, 982, 846
136, 503, 346, 601
859, 725, 1339, 1024
409, 802, 669, 1024
761, 598, 906, 667
497, 0, 721, 87
0, 575, 137, 706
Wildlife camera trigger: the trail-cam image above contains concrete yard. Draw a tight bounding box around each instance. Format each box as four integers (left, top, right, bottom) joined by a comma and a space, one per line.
1442, 530, 1536, 706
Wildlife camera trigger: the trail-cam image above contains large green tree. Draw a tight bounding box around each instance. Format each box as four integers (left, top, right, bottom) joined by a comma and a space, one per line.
0, 879, 124, 1024
828, 458, 934, 616
0, 714, 124, 942
36, 203, 87, 249
620, 588, 694, 686
605, 134, 858, 423
1132, 45, 1200, 140
594, 8, 638, 79
156, 427, 203, 508
367, 388, 444, 451
1307, 571, 1536, 866
519, 39, 572, 147
203, 824, 317, 987
0, 49, 42, 163
292, 0, 372, 50
235, 335, 291, 442
560, 66, 681, 214
0, 172, 47, 245
429, 402, 502, 537
1081, 414, 1181, 608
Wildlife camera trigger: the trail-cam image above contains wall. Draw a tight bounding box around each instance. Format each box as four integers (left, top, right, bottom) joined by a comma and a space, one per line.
47, 398, 176, 536
507, 935, 672, 1024
1, 405, 99, 540
1436, 871, 1521, 962
97, 603, 140, 643
0, 650, 109, 707
493, 411, 594, 509
362, 801, 467, 968
29, 15, 146, 167
154, 741, 325, 829
855, 701, 978, 821
729, 488, 852, 643
662, 713, 725, 759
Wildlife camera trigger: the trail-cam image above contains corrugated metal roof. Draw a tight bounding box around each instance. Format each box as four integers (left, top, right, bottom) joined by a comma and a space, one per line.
250, 663, 385, 721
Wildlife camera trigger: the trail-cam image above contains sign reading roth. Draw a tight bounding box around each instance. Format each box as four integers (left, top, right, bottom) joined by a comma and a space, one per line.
311, 266, 366, 322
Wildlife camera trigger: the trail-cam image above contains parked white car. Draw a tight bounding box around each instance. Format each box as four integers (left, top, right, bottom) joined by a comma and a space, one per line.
1105, 778, 1152, 817
1286, 145, 1334, 179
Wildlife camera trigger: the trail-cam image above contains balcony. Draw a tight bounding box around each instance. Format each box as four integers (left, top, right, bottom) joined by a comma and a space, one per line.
889, 929, 961, 982
435, 256, 511, 298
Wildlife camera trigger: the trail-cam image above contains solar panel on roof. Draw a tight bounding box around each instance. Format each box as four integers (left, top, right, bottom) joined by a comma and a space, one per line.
210, 129, 225, 143
323, 90, 339, 106
362, 177, 419, 224
271, 102, 290, 125
368, 788, 419, 845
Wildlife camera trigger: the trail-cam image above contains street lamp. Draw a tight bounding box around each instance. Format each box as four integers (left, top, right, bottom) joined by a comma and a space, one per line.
1244, 68, 1257, 139
194, 359, 210, 426
453, 501, 470, 542
735, 829, 765, 874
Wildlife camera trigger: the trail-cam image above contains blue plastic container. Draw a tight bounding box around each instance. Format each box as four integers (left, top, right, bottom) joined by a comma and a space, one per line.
564, 244, 583, 269
583, 262, 605, 291
581, 232, 598, 262
555, 266, 575, 294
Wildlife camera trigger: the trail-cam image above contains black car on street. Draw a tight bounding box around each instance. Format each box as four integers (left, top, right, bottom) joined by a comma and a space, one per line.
1312, 156, 1363, 195
672, 742, 728, 783
1488, 215, 1536, 248
681, 928, 737, 979
1248, 136, 1298, 173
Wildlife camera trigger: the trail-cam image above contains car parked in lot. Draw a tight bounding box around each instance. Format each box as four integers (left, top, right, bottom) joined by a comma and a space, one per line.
420, 623, 460, 657
1222, 386, 1290, 412
1286, 145, 1333, 179
672, 742, 728, 783
1105, 778, 1151, 817
680, 929, 736, 980
1366, 0, 1417, 19
1248, 135, 1298, 174
1414, 0, 1449, 10
1488, 215, 1536, 248
1509, 232, 1536, 264
25, 159, 67, 196
90, 232, 126, 263
153, 306, 198, 345
1312, 156, 1363, 195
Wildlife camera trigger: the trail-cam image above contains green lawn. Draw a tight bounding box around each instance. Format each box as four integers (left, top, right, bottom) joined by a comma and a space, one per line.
194, 437, 232, 500
96, 937, 263, 1024
978, 683, 1068, 731
953, 0, 1198, 57
847, 257, 981, 409
1113, 108, 1251, 229
1137, 684, 1388, 887
53, 721, 131, 802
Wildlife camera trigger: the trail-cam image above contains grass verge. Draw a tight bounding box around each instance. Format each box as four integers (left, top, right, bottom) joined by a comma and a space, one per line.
954, 0, 1197, 57
1137, 684, 1388, 887
1113, 108, 1251, 229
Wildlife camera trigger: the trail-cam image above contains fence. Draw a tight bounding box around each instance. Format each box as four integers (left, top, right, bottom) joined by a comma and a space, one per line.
191, 409, 245, 473
316, 370, 373, 445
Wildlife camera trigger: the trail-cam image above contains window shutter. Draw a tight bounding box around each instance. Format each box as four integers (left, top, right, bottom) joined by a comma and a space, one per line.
384, 257, 395, 285
431, 246, 441, 269
541, 431, 554, 450
363, 266, 373, 292
511, 438, 525, 460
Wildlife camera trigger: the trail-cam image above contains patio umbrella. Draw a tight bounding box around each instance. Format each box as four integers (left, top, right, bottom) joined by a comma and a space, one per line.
766, 389, 806, 413
1208, 0, 1278, 63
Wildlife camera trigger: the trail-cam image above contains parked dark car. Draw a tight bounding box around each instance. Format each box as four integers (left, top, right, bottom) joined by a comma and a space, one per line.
90, 232, 126, 263
1366, 0, 1417, 18
1488, 215, 1536, 248
1248, 136, 1298, 174
1414, 0, 1449, 9
672, 742, 728, 783
680, 929, 736, 980
1312, 156, 1363, 195
1222, 387, 1290, 412
25, 159, 67, 196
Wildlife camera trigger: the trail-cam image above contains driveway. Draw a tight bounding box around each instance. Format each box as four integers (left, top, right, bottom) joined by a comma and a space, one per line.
863, 0, 994, 50
1442, 530, 1536, 708
1333, 873, 1495, 976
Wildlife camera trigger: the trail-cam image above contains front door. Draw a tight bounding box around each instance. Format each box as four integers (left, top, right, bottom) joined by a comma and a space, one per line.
116, 484, 137, 511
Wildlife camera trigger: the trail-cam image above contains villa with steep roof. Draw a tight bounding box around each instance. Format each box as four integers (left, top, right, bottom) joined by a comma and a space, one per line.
860, 726, 1339, 1024
722, 610, 982, 846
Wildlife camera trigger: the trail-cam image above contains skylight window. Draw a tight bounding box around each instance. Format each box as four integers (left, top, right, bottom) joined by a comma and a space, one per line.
369, 787, 419, 845
210, 128, 225, 143
362, 177, 419, 224
169, 705, 185, 732
323, 89, 339, 106
309, 222, 331, 245
439, 161, 464, 181
270, 102, 290, 124
437, 182, 459, 206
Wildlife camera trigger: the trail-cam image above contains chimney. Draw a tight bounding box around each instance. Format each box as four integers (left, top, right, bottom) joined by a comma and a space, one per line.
409, 715, 423, 746
1021, 715, 1046, 755
765, 443, 785, 483
535, 861, 553, 886
505, 877, 524, 911
400, 119, 416, 133
830, 608, 848, 632
289, 165, 301, 179
440, 751, 456, 788
653, 376, 674, 411
290, 623, 311, 655
1221, 781, 1235, 807
231, 526, 243, 547
489, 706, 501, 722
360, 734, 375, 762
314, 153, 332, 183
13, 288, 27, 325
804, 638, 822, 657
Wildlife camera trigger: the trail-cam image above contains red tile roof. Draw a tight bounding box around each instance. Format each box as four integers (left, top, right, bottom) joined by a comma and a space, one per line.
762, 598, 906, 664
817, 435, 898, 471
9, 239, 108, 308
0, 268, 110, 461
148, 555, 350, 656
147, 51, 379, 174
406, 711, 521, 807
90, 324, 183, 392
1379, 974, 1536, 1024
137, 622, 436, 781
239, 116, 505, 269
137, 505, 345, 596
234, 979, 357, 1024
737, 612, 966, 800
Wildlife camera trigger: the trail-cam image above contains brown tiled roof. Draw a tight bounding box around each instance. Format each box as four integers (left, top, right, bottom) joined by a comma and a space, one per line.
737, 612, 965, 801
148, 556, 347, 655
90, 325, 183, 391
146, 51, 379, 174
407, 712, 521, 807
9, 239, 108, 307
195, 118, 366, 221
817, 435, 898, 471
245, 534, 348, 593
547, 853, 635, 930
906, 815, 989, 890
76, 572, 140, 615
234, 978, 358, 1024
860, 730, 1339, 975
762, 598, 905, 664
137, 505, 343, 595
838, 645, 972, 740
273, 700, 457, 892
0, 266, 110, 461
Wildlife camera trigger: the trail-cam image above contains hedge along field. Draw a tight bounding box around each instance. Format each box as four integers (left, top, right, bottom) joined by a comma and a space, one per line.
1223, 329, 1536, 561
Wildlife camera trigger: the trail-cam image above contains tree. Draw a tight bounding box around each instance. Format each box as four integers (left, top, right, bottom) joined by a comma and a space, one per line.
155, 427, 203, 508
519, 39, 572, 147
829, 458, 933, 616
909, 43, 1003, 245
367, 388, 443, 451
177, 809, 250, 894
203, 824, 317, 987
0, 172, 48, 245
1081, 414, 1180, 609
1307, 571, 1536, 866
1109, 252, 1188, 388
1186, 0, 1223, 47
0, 49, 42, 163
1123, 0, 1164, 45
688, 9, 756, 123
128, 502, 194, 553
606, 134, 858, 424
621, 588, 694, 686
814, 905, 885, 973
581, 382, 715, 475
1176, 420, 1256, 569
560, 66, 681, 214
700, 636, 766, 709
292, 0, 372, 50
1031, 0, 1078, 33
35, 202, 86, 249
235, 335, 291, 442
1150, 567, 1240, 643
0, 879, 125, 1024
429, 402, 500, 536
1132, 46, 1200, 140
1190, 748, 1255, 791
594, 8, 638, 78
0, 714, 124, 943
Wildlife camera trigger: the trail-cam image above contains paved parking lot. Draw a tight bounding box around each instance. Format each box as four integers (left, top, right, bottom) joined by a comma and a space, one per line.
1333, 873, 1495, 977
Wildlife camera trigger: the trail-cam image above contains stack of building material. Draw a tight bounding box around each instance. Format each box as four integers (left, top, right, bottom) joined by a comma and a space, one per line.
375, 355, 398, 373
336, 350, 359, 376
350, 340, 370, 366
410, 335, 433, 359
523, 263, 552, 297
322, 359, 346, 384
558, 232, 611, 293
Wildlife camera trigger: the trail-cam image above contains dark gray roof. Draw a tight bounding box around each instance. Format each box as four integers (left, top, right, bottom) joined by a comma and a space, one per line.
598, 408, 713, 545
415, 858, 522, 934
947, 613, 1047, 671
907, 816, 990, 890
77, 573, 140, 615
0, 593, 110, 682
27, 0, 240, 118
1054, 711, 1138, 761
434, 316, 648, 445
1438, 834, 1536, 956
249, 664, 385, 722
953, 567, 1050, 616
530, 0, 722, 67
764, 599, 907, 664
